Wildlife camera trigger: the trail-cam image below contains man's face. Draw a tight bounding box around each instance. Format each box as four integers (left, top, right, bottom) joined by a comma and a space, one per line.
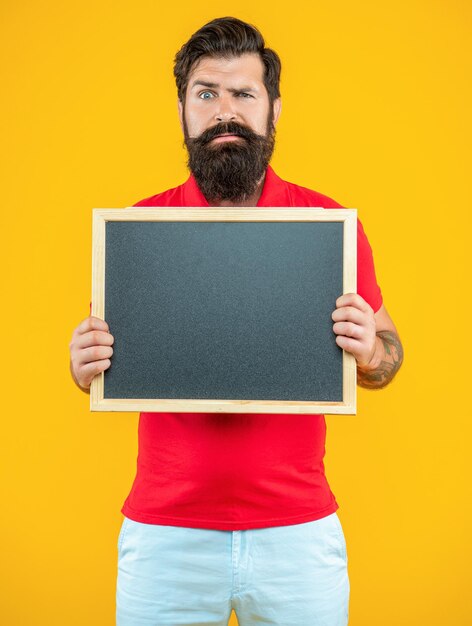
178, 53, 281, 203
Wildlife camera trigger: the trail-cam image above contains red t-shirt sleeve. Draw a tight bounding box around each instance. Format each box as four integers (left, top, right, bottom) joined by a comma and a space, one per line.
357, 218, 383, 313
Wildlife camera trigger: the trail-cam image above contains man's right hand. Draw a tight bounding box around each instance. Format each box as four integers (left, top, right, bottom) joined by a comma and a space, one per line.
69, 316, 114, 392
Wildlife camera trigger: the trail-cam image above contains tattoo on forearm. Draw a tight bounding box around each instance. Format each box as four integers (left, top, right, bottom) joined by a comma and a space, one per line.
357, 330, 404, 390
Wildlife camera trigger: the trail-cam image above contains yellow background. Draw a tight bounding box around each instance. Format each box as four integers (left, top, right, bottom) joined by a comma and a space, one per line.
1, 1, 470, 624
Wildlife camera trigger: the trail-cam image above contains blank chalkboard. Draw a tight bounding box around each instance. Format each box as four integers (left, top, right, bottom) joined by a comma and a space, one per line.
90, 207, 357, 414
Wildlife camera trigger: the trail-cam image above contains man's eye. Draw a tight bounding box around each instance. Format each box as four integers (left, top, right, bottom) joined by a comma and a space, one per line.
199, 91, 214, 99
238, 92, 253, 98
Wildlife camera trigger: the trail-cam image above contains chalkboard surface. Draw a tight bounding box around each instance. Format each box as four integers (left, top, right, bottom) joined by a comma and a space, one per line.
90, 208, 357, 414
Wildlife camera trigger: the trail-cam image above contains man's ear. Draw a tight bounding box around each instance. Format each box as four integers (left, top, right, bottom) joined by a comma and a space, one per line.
177, 99, 184, 132
272, 98, 282, 127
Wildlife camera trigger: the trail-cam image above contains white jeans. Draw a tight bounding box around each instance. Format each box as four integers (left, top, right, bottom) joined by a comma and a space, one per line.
116, 512, 349, 625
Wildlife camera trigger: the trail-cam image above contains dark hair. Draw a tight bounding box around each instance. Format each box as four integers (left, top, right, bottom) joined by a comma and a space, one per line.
173, 17, 281, 104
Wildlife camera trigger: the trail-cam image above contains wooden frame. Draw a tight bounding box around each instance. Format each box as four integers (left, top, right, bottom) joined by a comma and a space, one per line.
91, 207, 357, 414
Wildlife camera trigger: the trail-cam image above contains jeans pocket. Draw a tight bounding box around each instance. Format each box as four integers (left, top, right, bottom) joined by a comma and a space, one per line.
331, 513, 348, 562
117, 517, 129, 554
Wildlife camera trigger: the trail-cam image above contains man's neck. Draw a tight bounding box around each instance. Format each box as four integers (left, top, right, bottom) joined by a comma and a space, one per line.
207, 172, 266, 207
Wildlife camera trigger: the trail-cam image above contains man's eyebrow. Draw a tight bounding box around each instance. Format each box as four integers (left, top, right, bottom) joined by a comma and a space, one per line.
190, 80, 258, 93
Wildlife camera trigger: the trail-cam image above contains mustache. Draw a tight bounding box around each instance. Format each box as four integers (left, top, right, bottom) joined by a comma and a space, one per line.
191, 122, 263, 146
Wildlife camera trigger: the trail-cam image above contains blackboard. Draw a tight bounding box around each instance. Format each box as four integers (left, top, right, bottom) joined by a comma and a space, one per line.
90, 208, 357, 414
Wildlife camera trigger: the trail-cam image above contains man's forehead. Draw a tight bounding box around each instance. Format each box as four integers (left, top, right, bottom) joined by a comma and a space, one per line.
188, 53, 265, 88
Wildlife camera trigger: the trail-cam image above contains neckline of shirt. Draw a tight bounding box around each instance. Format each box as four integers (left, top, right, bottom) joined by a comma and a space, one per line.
181, 164, 293, 208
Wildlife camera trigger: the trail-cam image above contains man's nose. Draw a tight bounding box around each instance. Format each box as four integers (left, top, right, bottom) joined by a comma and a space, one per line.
215, 95, 238, 122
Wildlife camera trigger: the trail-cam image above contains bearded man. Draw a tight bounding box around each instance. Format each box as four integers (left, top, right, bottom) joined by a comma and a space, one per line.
69, 16, 403, 626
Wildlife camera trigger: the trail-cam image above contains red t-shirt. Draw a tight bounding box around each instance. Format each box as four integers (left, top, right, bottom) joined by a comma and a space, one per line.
121, 165, 383, 530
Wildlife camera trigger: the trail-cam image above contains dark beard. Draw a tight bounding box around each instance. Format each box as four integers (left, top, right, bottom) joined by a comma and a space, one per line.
183, 118, 276, 203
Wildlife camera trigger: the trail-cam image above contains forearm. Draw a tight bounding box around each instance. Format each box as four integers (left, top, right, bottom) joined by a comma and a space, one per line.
356, 330, 404, 389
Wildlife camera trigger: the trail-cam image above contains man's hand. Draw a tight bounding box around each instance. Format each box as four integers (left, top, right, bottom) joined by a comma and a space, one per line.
332, 294, 403, 389
332, 293, 377, 368
69, 316, 114, 393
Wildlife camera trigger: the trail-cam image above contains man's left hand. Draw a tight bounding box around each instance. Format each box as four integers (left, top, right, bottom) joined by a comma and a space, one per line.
331, 293, 377, 369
